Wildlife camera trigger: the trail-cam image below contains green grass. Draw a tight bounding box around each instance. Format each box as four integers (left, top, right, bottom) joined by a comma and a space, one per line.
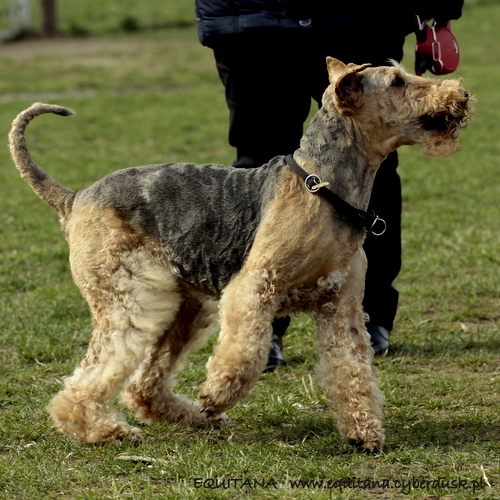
0, 3, 499, 499
30, 1, 196, 36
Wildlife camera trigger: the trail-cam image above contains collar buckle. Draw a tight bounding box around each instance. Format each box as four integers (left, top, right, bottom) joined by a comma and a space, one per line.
304, 174, 329, 192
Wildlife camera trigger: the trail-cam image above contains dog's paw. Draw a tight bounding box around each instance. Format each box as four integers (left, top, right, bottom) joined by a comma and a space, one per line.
198, 395, 229, 420
186, 404, 229, 429
348, 438, 382, 454
115, 425, 144, 444
80, 423, 144, 445
347, 426, 385, 453
207, 412, 230, 428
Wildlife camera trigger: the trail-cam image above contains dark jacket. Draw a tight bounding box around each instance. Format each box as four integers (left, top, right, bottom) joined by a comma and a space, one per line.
196, 0, 464, 47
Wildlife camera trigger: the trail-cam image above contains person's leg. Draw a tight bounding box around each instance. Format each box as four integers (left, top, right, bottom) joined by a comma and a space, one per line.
213, 33, 312, 168
353, 28, 405, 352
362, 151, 402, 352
309, 25, 406, 352
213, 33, 312, 368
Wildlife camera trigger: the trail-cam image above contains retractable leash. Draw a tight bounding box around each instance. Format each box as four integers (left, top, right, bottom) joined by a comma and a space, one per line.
414, 15, 460, 76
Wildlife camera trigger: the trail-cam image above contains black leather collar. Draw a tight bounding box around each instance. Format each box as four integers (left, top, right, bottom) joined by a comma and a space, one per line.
286, 154, 386, 236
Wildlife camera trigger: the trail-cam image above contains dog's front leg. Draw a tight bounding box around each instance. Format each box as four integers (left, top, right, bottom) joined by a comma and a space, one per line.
316, 252, 385, 452
199, 267, 278, 416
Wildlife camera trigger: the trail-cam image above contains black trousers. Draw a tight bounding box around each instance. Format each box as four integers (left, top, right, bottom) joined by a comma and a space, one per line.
212, 23, 406, 331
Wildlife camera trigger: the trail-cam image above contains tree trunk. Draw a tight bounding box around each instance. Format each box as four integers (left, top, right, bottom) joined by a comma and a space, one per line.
40, 0, 57, 36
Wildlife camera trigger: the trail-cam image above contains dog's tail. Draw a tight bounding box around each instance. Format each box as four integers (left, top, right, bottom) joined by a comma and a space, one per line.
9, 102, 76, 218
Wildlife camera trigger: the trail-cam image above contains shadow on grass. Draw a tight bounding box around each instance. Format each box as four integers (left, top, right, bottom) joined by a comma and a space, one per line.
391, 339, 500, 357
208, 413, 500, 459
384, 414, 500, 452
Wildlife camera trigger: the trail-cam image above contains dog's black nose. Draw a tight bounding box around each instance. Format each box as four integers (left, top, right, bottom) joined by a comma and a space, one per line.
458, 90, 472, 105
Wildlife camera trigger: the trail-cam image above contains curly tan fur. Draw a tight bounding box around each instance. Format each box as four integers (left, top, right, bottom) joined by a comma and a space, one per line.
8, 59, 473, 451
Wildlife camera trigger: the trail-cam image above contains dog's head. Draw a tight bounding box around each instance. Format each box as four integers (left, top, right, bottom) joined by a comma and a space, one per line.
324, 57, 474, 157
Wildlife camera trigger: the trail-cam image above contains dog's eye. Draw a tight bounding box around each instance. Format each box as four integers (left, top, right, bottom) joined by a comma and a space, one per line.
391, 76, 405, 87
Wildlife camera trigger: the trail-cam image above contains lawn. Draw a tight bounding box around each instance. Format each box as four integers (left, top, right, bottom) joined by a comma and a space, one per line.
0, 3, 498, 499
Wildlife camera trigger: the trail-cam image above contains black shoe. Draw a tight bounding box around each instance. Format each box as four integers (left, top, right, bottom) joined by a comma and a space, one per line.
263, 332, 287, 373
366, 323, 390, 356
263, 316, 290, 372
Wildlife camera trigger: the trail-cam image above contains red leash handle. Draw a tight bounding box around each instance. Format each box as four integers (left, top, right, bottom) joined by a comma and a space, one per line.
414, 15, 460, 76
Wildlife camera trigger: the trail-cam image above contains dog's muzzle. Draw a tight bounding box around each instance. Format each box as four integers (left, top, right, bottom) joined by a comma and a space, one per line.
419, 90, 473, 132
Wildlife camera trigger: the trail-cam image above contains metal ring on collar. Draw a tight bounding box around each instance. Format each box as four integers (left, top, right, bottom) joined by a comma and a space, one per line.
304, 174, 323, 192
369, 216, 387, 236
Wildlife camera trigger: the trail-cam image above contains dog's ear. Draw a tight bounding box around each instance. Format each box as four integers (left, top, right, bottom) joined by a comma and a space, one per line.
326, 57, 347, 82
326, 58, 371, 107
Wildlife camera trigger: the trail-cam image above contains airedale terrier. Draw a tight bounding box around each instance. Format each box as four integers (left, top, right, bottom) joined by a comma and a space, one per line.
9, 58, 472, 451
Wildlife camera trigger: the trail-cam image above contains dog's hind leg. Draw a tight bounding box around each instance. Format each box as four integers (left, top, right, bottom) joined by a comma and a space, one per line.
316, 252, 385, 452
47, 211, 182, 443
122, 295, 228, 428
48, 269, 182, 443
199, 267, 278, 416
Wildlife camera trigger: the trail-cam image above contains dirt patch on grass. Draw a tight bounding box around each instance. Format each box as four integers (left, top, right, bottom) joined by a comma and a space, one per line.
0, 30, 216, 99
1, 34, 167, 60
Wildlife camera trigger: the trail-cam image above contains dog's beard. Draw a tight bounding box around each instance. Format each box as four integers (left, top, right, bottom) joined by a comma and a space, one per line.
418, 106, 470, 133
421, 129, 461, 157
418, 97, 473, 157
